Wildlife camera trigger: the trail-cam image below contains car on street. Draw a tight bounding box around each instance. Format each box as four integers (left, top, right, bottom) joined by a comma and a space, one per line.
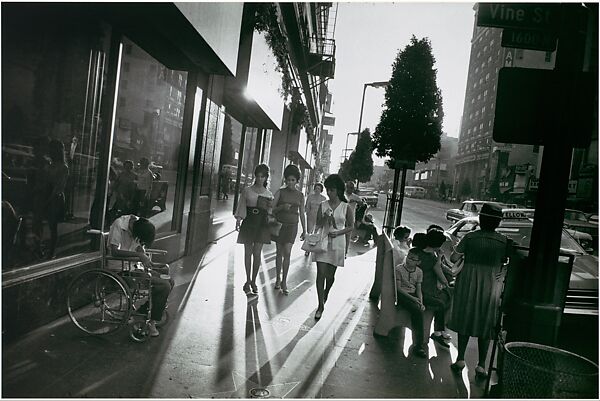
446, 200, 489, 222
356, 188, 378, 208
563, 209, 598, 247
404, 186, 426, 198
442, 213, 599, 316
508, 208, 595, 253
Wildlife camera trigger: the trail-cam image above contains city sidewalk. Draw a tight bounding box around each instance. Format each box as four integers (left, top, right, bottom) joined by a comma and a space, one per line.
2, 231, 487, 398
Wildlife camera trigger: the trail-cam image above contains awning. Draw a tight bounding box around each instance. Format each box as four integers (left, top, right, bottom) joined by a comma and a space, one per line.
288, 150, 312, 170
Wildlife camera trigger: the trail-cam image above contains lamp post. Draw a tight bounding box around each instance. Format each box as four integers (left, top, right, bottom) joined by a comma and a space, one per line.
344, 81, 389, 161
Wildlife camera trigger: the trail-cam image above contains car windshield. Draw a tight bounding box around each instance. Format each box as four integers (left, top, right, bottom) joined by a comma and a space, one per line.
497, 224, 586, 255
565, 211, 588, 222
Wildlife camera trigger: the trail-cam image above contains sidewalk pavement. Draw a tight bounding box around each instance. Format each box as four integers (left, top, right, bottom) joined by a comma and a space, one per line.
2, 231, 487, 398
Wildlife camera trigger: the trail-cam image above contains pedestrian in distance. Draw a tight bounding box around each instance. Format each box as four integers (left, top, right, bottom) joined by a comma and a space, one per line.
312, 174, 355, 320
395, 248, 427, 358
235, 163, 274, 298
448, 202, 511, 379
344, 180, 364, 254
304, 183, 327, 256
271, 164, 307, 295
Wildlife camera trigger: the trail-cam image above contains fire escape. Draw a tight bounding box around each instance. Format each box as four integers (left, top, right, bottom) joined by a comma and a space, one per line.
306, 2, 337, 86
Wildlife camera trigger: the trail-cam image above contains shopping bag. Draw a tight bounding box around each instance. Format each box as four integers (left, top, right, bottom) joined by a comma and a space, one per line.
301, 232, 327, 253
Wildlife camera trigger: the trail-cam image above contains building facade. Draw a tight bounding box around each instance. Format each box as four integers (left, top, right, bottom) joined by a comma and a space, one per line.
409, 133, 458, 199
1, 2, 336, 340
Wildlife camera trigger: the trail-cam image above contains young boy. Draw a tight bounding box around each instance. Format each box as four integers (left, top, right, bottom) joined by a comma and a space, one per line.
392, 225, 411, 266
395, 248, 427, 358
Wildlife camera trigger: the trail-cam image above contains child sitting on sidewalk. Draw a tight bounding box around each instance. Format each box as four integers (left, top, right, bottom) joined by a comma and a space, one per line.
395, 248, 427, 358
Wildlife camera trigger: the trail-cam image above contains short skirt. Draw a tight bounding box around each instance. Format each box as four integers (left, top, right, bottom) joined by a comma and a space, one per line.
237, 207, 271, 244
273, 222, 298, 244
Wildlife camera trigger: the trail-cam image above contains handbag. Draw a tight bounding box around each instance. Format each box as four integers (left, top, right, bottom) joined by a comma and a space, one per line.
266, 214, 282, 237
301, 231, 327, 253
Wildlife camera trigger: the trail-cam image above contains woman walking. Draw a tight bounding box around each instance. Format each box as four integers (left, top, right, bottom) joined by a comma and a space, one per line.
448, 202, 510, 379
272, 164, 306, 295
235, 163, 273, 297
312, 174, 354, 320
304, 183, 327, 256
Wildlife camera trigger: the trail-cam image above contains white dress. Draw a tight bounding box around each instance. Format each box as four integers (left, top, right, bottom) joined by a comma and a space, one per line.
313, 200, 349, 267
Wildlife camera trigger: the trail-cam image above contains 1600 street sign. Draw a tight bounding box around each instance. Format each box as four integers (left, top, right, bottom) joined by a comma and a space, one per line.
477, 3, 559, 31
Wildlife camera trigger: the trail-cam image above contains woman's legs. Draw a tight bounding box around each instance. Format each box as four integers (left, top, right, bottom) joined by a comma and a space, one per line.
456, 333, 470, 362
324, 264, 337, 303
315, 262, 327, 312
251, 242, 263, 288
281, 243, 293, 291
243, 244, 253, 288
477, 337, 491, 369
275, 242, 283, 285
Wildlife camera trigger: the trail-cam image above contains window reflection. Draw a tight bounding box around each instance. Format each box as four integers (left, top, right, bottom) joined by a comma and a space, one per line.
108, 37, 187, 235
2, 8, 111, 269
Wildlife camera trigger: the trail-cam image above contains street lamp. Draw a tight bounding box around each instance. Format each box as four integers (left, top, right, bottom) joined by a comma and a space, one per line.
343, 81, 389, 161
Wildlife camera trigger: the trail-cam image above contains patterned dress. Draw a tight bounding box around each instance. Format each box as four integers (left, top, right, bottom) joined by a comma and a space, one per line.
313, 200, 349, 267
448, 229, 509, 339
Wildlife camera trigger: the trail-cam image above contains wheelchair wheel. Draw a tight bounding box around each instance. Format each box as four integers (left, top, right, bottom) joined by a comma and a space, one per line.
129, 320, 150, 343
67, 269, 132, 335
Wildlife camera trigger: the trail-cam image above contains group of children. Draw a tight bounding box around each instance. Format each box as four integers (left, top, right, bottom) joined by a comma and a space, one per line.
390, 224, 454, 358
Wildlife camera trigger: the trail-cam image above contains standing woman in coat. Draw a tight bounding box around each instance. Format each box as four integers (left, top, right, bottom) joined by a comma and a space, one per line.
235, 163, 273, 297
448, 202, 510, 379
312, 174, 355, 320
272, 164, 307, 295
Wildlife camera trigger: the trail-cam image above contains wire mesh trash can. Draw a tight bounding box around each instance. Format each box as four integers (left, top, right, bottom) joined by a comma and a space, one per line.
501, 341, 599, 398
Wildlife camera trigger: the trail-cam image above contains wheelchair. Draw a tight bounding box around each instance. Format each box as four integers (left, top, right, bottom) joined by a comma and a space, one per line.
66, 229, 170, 343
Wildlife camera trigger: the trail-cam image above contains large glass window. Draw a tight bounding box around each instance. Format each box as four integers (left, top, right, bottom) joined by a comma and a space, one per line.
108, 37, 187, 235
2, 7, 111, 270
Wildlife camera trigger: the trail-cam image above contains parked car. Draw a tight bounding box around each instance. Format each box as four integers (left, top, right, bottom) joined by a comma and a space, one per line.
509, 208, 595, 253
404, 186, 426, 198
356, 188, 378, 208
586, 213, 599, 225
563, 209, 598, 245
446, 200, 488, 222
442, 214, 598, 316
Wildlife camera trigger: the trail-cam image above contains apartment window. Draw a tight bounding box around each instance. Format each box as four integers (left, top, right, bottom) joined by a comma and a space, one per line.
475, 110, 480, 117
482, 106, 486, 114
484, 89, 489, 97
469, 113, 473, 120
477, 93, 482, 100
477, 51, 481, 58
481, 62, 485, 69
490, 39, 495, 46
484, 45, 488, 52
479, 77, 484, 84
475, 67, 479, 73
473, 82, 477, 89
471, 98, 475, 104
485, 73, 490, 82
488, 55, 492, 63
480, 123, 484, 130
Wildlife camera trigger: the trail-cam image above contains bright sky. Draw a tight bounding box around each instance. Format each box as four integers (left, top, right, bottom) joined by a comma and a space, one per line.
328, 1, 475, 171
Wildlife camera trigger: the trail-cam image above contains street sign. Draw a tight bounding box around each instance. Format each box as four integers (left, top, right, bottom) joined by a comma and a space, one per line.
493, 67, 594, 147
502, 28, 557, 51
394, 160, 416, 170
477, 3, 559, 31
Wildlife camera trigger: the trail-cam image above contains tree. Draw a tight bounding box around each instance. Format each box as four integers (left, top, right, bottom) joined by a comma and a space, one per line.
346, 128, 374, 188
373, 36, 444, 167
372, 36, 444, 230
338, 158, 351, 182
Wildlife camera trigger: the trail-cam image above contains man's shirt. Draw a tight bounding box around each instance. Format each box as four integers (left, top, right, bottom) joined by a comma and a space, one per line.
108, 214, 140, 252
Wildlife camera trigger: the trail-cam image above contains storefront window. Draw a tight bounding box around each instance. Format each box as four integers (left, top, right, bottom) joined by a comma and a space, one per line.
108, 37, 187, 235
2, 7, 112, 270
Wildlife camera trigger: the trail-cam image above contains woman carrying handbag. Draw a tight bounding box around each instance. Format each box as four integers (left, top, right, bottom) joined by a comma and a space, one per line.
311, 174, 354, 320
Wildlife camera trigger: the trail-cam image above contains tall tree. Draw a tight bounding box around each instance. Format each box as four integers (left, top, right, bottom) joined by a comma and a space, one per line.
338, 158, 351, 182
347, 128, 374, 188
372, 36, 444, 230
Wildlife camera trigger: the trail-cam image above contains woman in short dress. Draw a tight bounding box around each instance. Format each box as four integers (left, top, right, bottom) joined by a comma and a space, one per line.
235, 163, 273, 297
304, 183, 327, 256
312, 174, 355, 320
272, 164, 306, 295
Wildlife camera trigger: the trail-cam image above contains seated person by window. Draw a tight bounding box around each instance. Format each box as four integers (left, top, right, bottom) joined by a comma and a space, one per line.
108, 214, 172, 337
356, 212, 379, 245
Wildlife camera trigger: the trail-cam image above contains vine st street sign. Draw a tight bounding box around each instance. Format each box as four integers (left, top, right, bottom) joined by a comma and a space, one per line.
477, 3, 559, 31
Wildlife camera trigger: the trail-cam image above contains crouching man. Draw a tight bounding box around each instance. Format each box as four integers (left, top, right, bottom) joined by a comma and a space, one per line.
108, 214, 172, 337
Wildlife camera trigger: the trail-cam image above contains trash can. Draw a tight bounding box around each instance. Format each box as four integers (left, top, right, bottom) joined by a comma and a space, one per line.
501, 341, 599, 398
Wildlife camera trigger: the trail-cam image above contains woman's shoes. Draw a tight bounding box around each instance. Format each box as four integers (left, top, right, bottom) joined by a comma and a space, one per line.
450, 360, 466, 373
250, 282, 259, 295
430, 333, 450, 348
475, 365, 488, 380
280, 283, 289, 295
274, 280, 281, 290
243, 282, 252, 296
314, 309, 323, 320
